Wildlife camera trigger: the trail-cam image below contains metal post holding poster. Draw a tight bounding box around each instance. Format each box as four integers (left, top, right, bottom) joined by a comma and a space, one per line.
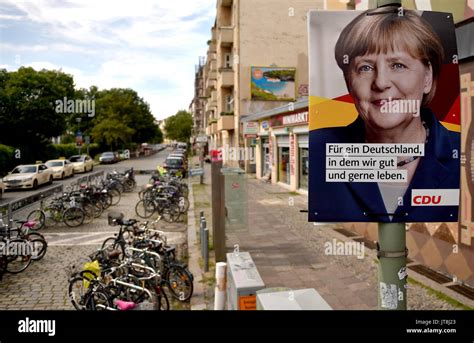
308, 7, 461, 223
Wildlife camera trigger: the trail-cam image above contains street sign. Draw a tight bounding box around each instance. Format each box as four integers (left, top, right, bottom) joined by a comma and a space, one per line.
243, 122, 258, 137
190, 168, 204, 176
196, 135, 208, 143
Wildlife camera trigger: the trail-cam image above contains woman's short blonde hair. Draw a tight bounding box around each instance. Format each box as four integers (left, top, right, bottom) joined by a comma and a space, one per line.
335, 7, 444, 105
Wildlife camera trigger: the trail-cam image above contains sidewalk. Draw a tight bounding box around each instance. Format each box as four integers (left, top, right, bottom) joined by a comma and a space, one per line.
189, 158, 471, 310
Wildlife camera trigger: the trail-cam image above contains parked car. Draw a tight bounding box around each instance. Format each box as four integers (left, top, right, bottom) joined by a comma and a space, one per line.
0, 180, 4, 199
117, 149, 130, 160
69, 155, 94, 173
99, 152, 118, 164
163, 156, 187, 177
2, 164, 53, 190
168, 153, 188, 169
45, 159, 75, 179
177, 142, 187, 150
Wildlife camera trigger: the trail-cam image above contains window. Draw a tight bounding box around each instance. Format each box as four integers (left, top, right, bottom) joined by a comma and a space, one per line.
225, 94, 234, 112
224, 53, 232, 68
299, 148, 309, 190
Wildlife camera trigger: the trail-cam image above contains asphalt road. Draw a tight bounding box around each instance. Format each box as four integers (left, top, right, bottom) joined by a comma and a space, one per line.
0, 147, 172, 206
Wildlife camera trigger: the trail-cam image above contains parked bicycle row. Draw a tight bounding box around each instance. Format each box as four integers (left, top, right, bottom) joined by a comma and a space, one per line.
67, 212, 193, 311
0, 218, 48, 280
135, 173, 189, 223
25, 168, 136, 229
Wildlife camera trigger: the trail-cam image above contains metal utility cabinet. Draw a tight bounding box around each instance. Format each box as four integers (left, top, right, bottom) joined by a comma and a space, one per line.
226, 252, 265, 310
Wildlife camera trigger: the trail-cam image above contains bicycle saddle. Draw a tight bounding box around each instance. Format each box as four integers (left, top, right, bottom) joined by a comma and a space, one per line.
114, 299, 136, 311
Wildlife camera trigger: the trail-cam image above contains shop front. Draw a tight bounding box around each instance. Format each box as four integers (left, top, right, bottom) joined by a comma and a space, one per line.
242, 99, 308, 193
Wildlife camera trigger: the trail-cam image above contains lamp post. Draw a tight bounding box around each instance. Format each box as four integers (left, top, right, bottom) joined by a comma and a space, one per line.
75, 117, 82, 155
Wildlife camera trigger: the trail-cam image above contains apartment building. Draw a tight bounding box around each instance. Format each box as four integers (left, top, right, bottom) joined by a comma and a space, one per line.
195, 0, 351, 168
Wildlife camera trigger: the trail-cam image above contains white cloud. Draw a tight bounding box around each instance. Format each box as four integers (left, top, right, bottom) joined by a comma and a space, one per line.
1, 0, 216, 121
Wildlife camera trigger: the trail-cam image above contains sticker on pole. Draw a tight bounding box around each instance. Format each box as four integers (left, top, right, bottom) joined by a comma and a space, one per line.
308, 8, 460, 223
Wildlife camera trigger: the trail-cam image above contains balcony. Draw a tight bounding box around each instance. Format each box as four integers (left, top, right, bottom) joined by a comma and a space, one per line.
206, 78, 217, 91
210, 59, 217, 72
218, 26, 234, 47
219, 68, 234, 88
218, 114, 234, 131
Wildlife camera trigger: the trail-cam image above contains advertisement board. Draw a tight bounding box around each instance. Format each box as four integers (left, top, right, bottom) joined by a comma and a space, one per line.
308, 8, 461, 223
251, 67, 296, 101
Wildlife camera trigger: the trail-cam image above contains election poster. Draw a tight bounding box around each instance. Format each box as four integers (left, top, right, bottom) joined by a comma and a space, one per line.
308, 8, 461, 222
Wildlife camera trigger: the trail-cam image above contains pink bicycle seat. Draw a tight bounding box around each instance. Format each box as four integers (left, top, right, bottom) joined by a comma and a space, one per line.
114, 299, 136, 311
24, 221, 36, 228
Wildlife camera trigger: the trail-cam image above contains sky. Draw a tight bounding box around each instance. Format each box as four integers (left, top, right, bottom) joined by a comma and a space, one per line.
0, 0, 216, 120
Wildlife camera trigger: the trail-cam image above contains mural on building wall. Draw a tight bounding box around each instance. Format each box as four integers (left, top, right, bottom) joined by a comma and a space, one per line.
250, 67, 296, 101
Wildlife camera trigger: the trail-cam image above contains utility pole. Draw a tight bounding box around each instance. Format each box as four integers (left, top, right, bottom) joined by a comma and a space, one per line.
372, 0, 407, 310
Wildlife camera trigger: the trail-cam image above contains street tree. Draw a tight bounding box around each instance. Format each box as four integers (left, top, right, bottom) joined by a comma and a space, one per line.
164, 110, 193, 143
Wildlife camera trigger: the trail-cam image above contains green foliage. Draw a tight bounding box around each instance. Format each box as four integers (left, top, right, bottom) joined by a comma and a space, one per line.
48, 143, 100, 160
220, 111, 234, 116
164, 110, 193, 143
91, 88, 162, 149
0, 67, 75, 162
262, 69, 295, 81
0, 144, 16, 176
251, 81, 278, 101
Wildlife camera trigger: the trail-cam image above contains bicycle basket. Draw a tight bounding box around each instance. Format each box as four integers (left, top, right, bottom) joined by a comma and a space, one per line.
108, 212, 124, 226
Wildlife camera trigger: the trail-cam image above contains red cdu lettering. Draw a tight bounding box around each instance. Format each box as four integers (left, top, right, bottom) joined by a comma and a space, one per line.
414, 196, 422, 204
414, 195, 442, 205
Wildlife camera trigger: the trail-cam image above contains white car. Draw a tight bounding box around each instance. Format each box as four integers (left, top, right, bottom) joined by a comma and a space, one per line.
2, 164, 54, 190
69, 155, 94, 173
0, 180, 5, 199
45, 159, 75, 179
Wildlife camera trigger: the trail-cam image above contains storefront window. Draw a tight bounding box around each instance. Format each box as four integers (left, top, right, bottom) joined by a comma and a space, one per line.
278, 147, 290, 184
299, 148, 309, 189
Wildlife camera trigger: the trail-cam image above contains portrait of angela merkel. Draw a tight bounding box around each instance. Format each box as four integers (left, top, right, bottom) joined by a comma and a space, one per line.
310, 7, 460, 222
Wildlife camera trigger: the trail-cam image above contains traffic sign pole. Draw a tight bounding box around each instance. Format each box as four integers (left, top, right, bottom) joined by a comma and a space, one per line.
374, 0, 407, 311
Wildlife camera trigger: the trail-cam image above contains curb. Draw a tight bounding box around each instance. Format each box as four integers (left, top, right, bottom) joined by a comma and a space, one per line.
188, 178, 208, 310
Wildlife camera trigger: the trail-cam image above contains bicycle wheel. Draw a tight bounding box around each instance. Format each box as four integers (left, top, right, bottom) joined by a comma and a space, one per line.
26, 234, 47, 261
101, 237, 125, 259
68, 276, 88, 310
44, 207, 61, 227
69, 270, 99, 310
81, 204, 95, 224
135, 199, 155, 219
161, 203, 180, 223
178, 196, 190, 213
5, 239, 32, 274
26, 210, 45, 230
124, 179, 135, 192
166, 265, 193, 301
156, 286, 170, 311
109, 189, 121, 206
63, 207, 85, 227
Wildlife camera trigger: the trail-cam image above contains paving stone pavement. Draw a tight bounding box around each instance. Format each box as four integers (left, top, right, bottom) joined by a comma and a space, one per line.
0, 173, 187, 310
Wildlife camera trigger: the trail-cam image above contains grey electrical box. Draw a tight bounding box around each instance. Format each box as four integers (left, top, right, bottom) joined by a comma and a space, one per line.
226, 252, 265, 310
256, 288, 333, 310
221, 168, 247, 232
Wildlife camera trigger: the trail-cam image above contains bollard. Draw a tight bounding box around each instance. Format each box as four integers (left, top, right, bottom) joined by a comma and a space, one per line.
204, 226, 209, 272
214, 262, 227, 310
201, 218, 207, 258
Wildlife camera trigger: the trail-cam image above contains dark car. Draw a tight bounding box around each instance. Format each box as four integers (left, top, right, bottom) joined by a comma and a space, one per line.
163, 157, 186, 177
99, 152, 118, 164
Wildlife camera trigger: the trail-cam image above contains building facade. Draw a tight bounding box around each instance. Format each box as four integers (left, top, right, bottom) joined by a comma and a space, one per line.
198, 0, 350, 167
